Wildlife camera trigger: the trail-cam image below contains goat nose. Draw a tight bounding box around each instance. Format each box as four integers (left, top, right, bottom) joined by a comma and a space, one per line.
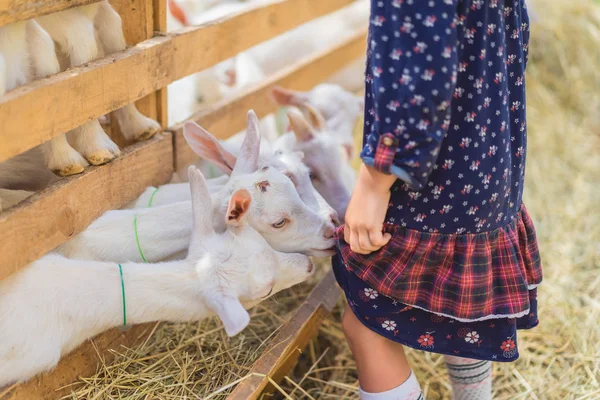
324, 223, 335, 239
330, 211, 340, 226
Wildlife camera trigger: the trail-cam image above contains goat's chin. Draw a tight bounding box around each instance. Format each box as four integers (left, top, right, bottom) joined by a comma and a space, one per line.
307, 247, 336, 258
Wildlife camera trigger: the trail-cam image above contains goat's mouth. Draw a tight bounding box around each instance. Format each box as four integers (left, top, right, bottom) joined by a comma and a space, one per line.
309, 246, 336, 257
261, 286, 274, 299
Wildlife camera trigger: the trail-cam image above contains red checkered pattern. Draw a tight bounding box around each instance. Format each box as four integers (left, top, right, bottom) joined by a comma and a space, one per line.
372, 133, 398, 173
336, 205, 542, 322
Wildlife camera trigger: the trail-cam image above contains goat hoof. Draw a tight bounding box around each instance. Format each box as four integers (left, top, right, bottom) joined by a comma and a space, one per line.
134, 125, 160, 142
53, 164, 86, 177
85, 150, 119, 166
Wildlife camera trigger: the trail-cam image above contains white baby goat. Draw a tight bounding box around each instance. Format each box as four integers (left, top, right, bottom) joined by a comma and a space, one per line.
271, 84, 364, 159
0, 166, 314, 387
273, 106, 355, 221
57, 111, 336, 262
163, 121, 337, 220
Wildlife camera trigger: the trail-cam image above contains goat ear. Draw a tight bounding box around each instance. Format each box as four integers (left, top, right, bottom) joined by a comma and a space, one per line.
168, 0, 189, 26
232, 110, 261, 176
271, 86, 308, 106
183, 121, 237, 175
226, 189, 252, 227
299, 103, 327, 131
205, 293, 250, 337
286, 107, 315, 142
188, 166, 215, 237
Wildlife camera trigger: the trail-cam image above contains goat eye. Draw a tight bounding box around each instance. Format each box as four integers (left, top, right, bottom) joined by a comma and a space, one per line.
272, 218, 287, 228
309, 171, 319, 181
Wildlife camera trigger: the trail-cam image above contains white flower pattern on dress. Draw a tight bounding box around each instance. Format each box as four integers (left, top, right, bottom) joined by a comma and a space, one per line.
465, 331, 480, 343
382, 320, 397, 331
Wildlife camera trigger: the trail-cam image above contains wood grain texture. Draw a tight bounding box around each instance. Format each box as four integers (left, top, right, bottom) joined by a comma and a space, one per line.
0, 0, 353, 163
226, 270, 341, 400
0, 323, 157, 400
0, 0, 103, 26
0, 133, 173, 279
170, 29, 367, 171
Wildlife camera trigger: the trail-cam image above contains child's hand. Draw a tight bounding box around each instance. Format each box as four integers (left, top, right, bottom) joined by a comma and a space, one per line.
344, 164, 396, 254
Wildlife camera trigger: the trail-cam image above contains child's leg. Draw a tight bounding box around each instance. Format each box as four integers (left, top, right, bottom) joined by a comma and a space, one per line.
444, 355, 492, 400
342, 303, 423, 399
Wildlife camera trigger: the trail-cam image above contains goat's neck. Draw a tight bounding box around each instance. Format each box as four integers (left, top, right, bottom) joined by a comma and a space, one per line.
135, 201, 193, 261
116, 259, 209, 324
49, 257, 209, 337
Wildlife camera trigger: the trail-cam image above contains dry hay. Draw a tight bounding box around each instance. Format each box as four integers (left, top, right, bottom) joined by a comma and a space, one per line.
62, 264, 332, 400
68, 0, 599, 398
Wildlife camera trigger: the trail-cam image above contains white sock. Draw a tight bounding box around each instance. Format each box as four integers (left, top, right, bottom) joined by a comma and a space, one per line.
359, 370, 424, 400
444, 355, 492, 400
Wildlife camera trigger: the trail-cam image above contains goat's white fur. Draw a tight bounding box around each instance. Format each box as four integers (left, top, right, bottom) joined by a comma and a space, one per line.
57, 111, 336, 262
273, 106, 355, 220
0, 165, 314, 387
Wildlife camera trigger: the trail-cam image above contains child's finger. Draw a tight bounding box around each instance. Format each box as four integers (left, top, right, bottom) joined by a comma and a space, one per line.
343, 225, 352, 244
357, 229, 377, 253
350, 231, 370, 254
369, 230, 392, 248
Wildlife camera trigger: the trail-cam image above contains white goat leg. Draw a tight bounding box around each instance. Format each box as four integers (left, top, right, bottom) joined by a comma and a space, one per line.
26, 20, 89, 176
94, 1, 161, 141
0, 22, 30, 92
37, 6, 121, 166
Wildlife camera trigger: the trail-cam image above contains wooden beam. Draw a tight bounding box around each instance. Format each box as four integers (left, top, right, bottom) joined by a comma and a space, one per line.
226, 270, 341, 400
0, 133, 173, 279
0, 0, 353, 164
0, 323, 157, 400
0, 0, 103, 26
170, 0, 354, 80
170, 29, 367, 171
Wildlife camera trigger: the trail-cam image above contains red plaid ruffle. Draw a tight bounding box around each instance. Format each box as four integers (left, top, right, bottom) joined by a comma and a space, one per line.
336, 205, 542, 322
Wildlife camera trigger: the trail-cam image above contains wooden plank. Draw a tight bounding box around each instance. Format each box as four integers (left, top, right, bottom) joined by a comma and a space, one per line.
171, 0, 354, 80
154, 0, 169, 128
0, 0, 353, 164
0, 133, 173, 279
0, 323, 157, 400
170, 29, 367, 171
0, 0, 103, 26
226, 270, 341, 400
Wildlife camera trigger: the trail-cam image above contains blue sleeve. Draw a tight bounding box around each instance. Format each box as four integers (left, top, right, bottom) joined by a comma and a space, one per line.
360, 0, 459, 191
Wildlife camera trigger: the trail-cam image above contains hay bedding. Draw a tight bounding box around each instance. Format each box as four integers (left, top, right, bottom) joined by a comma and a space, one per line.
69, 0, 599, 398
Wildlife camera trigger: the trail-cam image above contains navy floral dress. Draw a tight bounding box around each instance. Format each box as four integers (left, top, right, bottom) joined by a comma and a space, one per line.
333, 0, 543, 362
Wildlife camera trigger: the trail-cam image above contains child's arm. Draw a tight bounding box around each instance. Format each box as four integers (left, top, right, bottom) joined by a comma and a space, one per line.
344, 164, 395, 254
345, 1, 460, 254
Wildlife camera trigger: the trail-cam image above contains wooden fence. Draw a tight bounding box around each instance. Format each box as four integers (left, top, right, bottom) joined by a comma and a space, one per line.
0, 0, 365, 397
